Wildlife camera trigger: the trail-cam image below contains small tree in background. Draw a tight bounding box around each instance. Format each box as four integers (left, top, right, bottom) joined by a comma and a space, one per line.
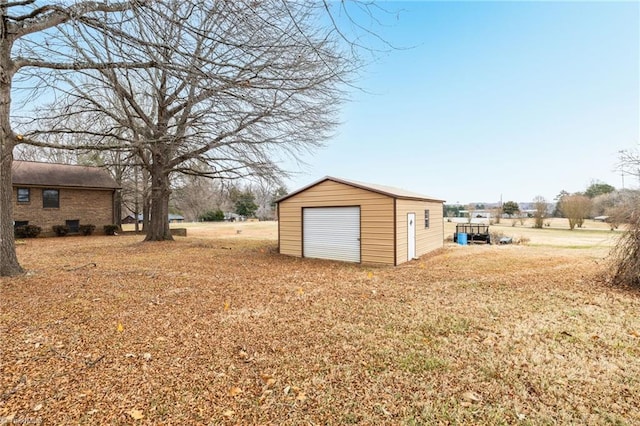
502, 201, 520, 217
233, 191, 258, 218
532, 196, 548, 229
444, 204, 463, 218
559, 194, 592, 230
585, 181, 615, 198
491, 206, 502, 224
552, 190, 571, 217
199, 210, 225, 222
465, 204, 476, 223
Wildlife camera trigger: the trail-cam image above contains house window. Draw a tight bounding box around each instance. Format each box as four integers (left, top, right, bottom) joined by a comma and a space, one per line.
43, 189, 60, 208
66, 219, 80, 234
424, 209, 430, 228
14, 220, 28, 228
17, 188, 30, 203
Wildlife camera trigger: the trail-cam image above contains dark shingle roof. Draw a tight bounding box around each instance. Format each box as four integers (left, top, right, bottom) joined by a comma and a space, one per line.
12, 161, 119, 189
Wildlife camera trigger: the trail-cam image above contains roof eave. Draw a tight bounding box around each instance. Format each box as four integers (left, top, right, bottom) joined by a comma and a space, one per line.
276, 176, 445, 204
13, 183, 121, 190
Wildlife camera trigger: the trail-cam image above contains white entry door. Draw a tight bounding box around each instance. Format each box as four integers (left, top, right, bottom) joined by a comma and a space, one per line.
407, 213, 416, 261
303, 207, 361, 262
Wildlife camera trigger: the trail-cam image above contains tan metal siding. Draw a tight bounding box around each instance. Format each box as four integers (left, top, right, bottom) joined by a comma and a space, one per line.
278, 180, 394, 264
395, 199, 444, 264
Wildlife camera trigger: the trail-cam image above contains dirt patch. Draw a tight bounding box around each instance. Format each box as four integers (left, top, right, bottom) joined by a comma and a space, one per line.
1, 235, 638, 424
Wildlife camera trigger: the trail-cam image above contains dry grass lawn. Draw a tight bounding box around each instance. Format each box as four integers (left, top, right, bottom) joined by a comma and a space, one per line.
1, 222, 639, 425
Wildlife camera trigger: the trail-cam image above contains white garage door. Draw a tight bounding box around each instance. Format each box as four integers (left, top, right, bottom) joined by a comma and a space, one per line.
303, 207, 361, 262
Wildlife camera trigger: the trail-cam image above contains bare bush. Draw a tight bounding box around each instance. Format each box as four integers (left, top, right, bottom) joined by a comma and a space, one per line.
532, 196, 548, 229
559, 194, 592, 230
488, 230, 529, 245
489, 230, 505, 243
609, 210, 640, 288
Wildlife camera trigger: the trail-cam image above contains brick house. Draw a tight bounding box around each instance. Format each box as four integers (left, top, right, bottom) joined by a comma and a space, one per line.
12, 161, 119, 236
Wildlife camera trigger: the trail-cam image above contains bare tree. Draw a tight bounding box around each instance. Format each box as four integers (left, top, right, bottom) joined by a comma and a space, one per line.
465, 204, 476, 224
171, 175, 217, 222
532, 196, 548, 229
617, 147, 640, 186
252, 180, 286, 221
0, 1, 155, 276
602, 190, 640, 230
27, 1, 361, 241
558, 194, 592, 230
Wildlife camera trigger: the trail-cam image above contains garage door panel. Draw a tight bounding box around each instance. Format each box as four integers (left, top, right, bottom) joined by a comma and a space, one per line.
303, 207, 360, 262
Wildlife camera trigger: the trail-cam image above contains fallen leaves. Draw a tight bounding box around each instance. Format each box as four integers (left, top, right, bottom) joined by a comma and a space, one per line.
228, 386, 243, 397
237, 347, 254, 363
2, 232, 639, 425
260, 373, 276, 388
461, 391, 482, 406
126, 409, 144, 420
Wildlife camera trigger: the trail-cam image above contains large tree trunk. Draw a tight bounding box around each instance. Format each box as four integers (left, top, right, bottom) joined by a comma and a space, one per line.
0, 149, 22, 276
0, 61, 24, 276
144, 159, 173, 241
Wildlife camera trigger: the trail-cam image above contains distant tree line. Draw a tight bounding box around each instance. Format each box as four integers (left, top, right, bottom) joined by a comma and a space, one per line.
441, 180, 638, 231
173, 177, 288, 222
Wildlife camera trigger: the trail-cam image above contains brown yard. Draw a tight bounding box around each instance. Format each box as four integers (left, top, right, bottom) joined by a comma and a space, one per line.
1, 222, 639, 424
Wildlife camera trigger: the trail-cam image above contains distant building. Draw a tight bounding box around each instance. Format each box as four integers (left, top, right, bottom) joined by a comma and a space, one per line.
122, 213, 184, 224
223, 212, 245, 222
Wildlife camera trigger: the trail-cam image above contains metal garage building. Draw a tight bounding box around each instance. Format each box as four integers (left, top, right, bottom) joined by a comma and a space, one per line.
276, 176, 445, 265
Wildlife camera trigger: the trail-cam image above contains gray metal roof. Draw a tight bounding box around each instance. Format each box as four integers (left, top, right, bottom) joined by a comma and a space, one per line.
276, 176, 445, 203
12, 161, 120, 189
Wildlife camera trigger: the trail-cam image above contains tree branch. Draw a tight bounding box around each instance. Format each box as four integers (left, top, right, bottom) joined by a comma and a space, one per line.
13, 58, 155, 71
11, 1, 146, 38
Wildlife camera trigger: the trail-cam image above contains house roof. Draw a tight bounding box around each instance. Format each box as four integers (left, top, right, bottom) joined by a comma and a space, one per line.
12, 161, 120, 189
276, 176, 445, 203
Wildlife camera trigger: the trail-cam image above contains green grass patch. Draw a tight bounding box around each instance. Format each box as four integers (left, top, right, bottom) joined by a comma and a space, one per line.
420, 314, 472, 338
398, 351, 448, 373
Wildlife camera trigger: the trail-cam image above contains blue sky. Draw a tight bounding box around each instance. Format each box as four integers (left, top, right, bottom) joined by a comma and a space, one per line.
284, 1, 639, 205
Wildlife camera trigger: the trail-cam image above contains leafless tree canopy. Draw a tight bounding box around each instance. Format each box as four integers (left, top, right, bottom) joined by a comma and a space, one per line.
24, 0, 358, 240
558, 194, 592, 230
617, 148, 640, 185
0, 0, 152, 275
532, 196, 547, 229
609, 208, 640, 289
